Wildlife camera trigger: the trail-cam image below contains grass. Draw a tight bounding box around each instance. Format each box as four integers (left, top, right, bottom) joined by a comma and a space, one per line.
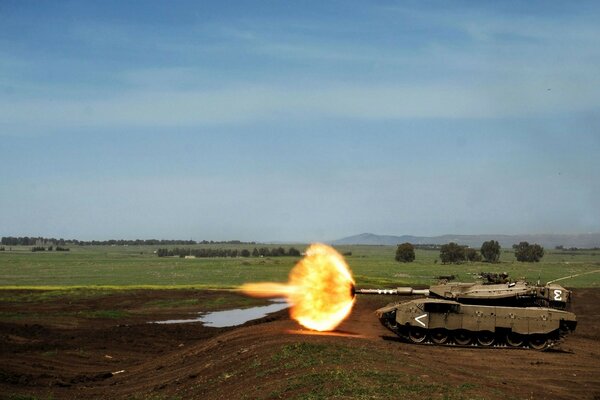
0, 244, 599, 289
141, 295, 268, 313
0, 244, 294, 288
262, 341, 482, 400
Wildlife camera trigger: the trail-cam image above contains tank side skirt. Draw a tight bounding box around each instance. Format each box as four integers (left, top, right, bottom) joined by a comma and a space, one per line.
382, 318, 562, 350
379, 307, 568, 350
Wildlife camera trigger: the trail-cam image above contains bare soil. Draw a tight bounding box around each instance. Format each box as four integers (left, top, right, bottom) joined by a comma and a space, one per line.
1, 289, 599, 400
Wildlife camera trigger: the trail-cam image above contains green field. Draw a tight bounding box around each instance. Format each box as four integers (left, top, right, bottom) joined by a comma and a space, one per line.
1, 244, 599, 289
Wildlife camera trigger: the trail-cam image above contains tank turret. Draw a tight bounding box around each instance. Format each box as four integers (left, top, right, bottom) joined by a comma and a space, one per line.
355, 277, 577, 350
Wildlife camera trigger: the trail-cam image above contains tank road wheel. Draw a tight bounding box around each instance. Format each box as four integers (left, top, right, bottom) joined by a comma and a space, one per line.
453, 330, 472, 346
506, 332, 524, 347
430, 329, 449, 345
408, 327, 427, 343
477, 331, 496, 347
528, 335, 548, 350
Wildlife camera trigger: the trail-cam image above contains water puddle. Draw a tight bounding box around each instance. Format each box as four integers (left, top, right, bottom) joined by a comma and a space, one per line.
152, 298, 288, 327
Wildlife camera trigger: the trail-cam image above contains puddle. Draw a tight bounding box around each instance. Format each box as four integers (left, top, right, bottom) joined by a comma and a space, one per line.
152, 298, 289, 327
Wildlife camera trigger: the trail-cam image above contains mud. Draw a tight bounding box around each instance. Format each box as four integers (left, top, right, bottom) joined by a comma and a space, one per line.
1, 289, 599, 399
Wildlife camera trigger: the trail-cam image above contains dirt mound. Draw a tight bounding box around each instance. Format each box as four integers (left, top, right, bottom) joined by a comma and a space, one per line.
1, 290, 599, 399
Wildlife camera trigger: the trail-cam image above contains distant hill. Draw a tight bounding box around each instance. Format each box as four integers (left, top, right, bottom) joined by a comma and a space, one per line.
331, 232, 600, 249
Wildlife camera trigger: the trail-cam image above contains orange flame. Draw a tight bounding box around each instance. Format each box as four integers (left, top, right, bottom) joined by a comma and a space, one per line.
240, 243, 355, 331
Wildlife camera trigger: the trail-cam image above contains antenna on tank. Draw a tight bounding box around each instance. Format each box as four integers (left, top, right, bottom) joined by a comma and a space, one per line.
547, 269, 600, 284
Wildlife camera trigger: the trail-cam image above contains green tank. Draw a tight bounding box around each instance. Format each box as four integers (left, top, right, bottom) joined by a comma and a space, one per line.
354, 277, 577, 350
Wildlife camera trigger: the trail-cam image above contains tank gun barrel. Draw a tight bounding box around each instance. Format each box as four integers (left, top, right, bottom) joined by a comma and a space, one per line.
354, 287, 430, 296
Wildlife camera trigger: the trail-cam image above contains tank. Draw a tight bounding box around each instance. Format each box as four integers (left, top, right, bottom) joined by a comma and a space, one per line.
354, 276, 577, 350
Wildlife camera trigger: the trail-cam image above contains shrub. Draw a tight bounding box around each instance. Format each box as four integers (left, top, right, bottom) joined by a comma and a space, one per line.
395, 242, 415, 263
288, 247, 301, 257
465, 248, 482, 262
480, 240, 501, 263
258, 247, 271, 257
513, 242, 544, 262
440, 242, 466, 264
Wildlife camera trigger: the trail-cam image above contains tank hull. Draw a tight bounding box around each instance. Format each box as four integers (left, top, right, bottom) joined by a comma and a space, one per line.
376, 298, 577, 350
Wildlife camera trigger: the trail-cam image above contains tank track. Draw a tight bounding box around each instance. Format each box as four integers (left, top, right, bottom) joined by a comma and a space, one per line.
380, 317, 566, 351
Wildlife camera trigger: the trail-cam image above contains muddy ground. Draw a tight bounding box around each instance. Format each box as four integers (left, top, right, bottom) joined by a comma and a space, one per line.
1, 289, 599, 400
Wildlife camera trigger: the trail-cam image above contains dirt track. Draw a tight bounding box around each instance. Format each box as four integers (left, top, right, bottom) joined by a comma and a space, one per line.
1, 289, 599, 399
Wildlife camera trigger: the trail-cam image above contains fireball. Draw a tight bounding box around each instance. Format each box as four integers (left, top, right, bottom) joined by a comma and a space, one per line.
240, 243, 355, 331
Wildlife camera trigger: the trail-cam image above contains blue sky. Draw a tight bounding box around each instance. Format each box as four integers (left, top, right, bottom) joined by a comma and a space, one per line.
1, 1, 599, 241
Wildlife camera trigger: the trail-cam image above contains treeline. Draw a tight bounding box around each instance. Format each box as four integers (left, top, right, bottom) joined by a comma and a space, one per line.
396, 241, 496, 264
157, 247, 302, 258
2, 237, 61, 246
555, 245, 600, 251
396, 240, 546, 264
0, 236, 256, 246
31, 246, 70, 252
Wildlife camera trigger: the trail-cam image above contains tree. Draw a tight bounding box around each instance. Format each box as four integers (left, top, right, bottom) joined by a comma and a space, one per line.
465, 248, 482, 262
439, 242, 466, 264
272, 247, 286, 257
480, 240, 501, 263
395, 242, 415, 263
240, 249, 251, 257
288, 247, 301, 257
513, 242, 544, 262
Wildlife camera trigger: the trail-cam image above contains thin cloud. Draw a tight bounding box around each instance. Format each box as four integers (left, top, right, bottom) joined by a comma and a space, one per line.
2, 78, 599, 134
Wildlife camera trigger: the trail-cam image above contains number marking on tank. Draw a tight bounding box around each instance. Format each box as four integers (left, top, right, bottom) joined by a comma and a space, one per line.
553, 290, 562, 301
